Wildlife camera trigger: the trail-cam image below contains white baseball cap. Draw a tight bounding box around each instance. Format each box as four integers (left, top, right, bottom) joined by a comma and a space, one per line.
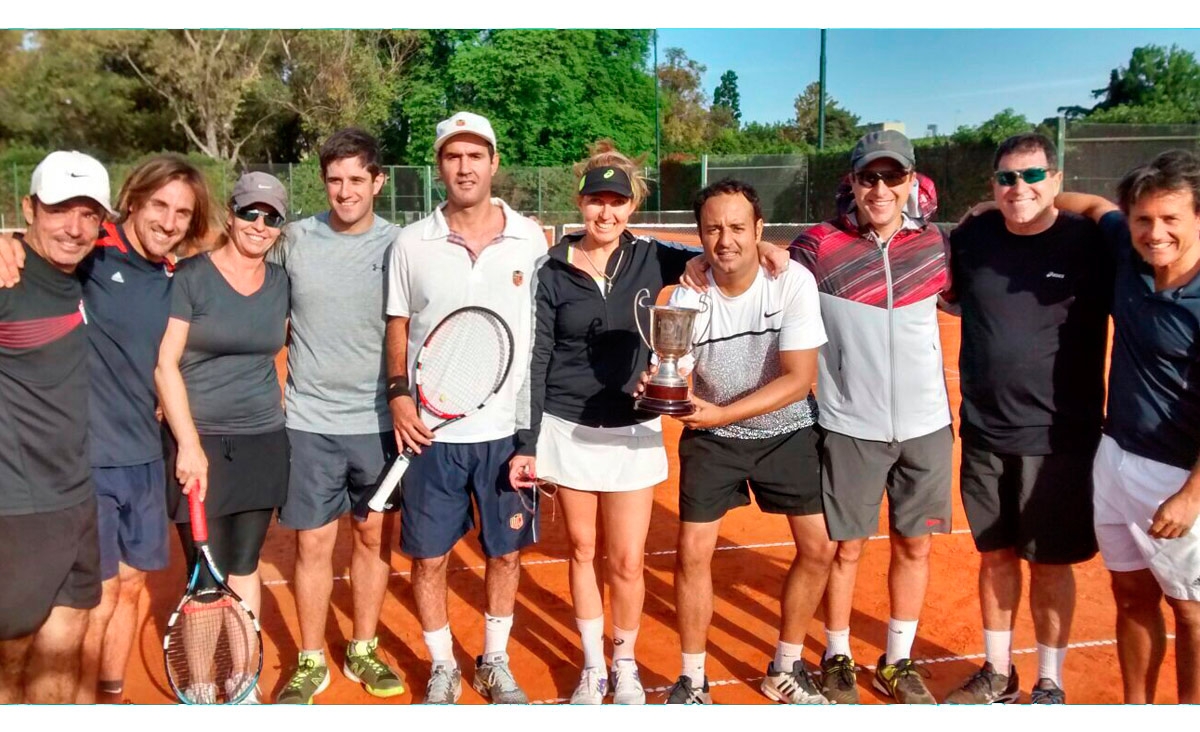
29, 151, 115, 216
434, 111, 498, 154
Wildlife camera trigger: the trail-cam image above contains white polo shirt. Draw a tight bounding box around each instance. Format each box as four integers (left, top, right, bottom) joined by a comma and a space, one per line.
386, 198, 545, 443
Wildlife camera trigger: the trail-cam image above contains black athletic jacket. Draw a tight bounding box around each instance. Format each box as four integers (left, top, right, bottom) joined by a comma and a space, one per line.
514, 230, 696, 456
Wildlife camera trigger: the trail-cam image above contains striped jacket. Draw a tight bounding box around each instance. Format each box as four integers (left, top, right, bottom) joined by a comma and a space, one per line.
790, 215, 952, 442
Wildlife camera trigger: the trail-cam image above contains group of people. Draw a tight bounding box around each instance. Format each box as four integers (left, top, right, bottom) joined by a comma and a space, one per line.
0, 109, 1197, 708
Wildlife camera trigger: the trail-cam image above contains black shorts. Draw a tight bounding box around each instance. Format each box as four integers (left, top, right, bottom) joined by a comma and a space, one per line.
678, 426, 823, 524
164, 428, 289, 521
0, 495, 101, 640
960, 439, 1098, 564
175, 508, 275, 587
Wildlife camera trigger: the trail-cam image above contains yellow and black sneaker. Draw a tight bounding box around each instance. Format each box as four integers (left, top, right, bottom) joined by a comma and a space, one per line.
872, 654, 936, 704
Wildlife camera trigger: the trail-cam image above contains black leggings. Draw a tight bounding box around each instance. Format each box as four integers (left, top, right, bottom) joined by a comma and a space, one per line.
176, 508, 273, 590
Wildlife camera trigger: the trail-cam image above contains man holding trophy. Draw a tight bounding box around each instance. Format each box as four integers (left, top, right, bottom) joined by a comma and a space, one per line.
638, 179, 833, 705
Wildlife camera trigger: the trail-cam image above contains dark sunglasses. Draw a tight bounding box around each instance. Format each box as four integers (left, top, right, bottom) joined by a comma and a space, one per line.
233, 206, 285, 228
994, 167, 1054, 186
853, 169, 911, 187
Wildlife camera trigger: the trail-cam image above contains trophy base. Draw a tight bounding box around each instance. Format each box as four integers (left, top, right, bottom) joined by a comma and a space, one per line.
634, 396, 696, 416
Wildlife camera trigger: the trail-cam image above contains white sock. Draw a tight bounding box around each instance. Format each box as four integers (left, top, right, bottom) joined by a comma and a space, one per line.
983, 629, 1012, 672
576, 616, 605, 670
824, 627, 852, 660
885, 618, 919, 665
681, 652, 706, 686
423, 624, 456, 669
1037, 643, 1066, 686
299, 649, 326, 666
483, 613, 514, 658
774, 640, 805, 671
612, 625, 638, 664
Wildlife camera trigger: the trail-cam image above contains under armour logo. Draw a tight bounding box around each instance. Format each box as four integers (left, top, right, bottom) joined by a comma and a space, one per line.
371, 264, 386, 272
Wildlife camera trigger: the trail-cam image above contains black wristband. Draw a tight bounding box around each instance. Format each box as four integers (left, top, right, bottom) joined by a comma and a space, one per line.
386, 375, 410, 401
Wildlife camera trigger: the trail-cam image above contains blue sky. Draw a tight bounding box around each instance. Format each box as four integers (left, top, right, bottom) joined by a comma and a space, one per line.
656, 29, 1200, 137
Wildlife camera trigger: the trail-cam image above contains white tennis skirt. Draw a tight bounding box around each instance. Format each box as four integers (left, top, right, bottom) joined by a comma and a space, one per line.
535, 412, 668, 493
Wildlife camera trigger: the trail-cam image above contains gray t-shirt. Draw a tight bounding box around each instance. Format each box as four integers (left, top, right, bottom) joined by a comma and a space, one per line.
270, 212, 396, 434
169, 254, 288, 434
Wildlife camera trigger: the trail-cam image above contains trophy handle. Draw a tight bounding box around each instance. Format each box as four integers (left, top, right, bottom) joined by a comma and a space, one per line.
634, 287, 652, 351
687, 292, 714, 356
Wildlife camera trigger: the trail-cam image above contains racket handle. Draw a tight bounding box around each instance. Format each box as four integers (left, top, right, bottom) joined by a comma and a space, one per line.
368, 453, 411, 512
187, 482, 208, 543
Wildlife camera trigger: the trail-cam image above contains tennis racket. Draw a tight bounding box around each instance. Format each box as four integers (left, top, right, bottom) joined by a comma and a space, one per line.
354, 306, 515, 519
163, 485, 263, 704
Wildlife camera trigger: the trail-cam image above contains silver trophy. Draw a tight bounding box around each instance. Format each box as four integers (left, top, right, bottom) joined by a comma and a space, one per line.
634, 288, 707, 416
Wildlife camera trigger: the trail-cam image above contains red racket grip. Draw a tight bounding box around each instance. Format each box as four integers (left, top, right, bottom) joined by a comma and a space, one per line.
187, 483, 208, 543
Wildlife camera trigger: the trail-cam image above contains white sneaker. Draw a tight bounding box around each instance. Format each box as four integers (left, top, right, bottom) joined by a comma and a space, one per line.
610, 659, 645, 704
569, 667, 608, 704
225, 674, 260, 704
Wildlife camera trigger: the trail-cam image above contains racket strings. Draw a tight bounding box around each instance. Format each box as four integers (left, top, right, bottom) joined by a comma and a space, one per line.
420, 312, 512, 416
165, 595, 260, 703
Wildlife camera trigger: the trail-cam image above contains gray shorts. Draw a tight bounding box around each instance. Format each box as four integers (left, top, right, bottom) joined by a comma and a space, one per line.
820, 426, 953, 541
279, 429, 398, 530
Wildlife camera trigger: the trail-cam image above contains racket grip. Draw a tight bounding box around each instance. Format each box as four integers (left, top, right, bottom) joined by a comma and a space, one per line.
367, 453, 411, 512
187, 483, 208, 543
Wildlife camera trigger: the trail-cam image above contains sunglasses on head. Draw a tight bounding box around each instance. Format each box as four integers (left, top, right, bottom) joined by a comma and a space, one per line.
994, 167, 1054, 187
233, 206, 284, 228
853, 169, 911, 187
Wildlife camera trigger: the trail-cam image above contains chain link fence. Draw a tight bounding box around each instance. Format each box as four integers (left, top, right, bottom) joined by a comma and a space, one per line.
4, 124, 1198, 234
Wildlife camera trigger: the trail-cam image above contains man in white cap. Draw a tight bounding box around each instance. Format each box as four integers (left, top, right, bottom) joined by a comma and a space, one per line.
385, 111, 545, 703
0, 151, 113, 703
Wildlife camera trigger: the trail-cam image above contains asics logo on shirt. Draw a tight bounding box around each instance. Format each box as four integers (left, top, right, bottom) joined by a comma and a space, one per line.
1045, 272, 1065, 279
110, 271, 125, 284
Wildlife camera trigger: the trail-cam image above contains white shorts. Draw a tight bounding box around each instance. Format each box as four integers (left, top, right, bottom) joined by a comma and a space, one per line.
535, 413, 668, 493
1093, 435, 1200, 601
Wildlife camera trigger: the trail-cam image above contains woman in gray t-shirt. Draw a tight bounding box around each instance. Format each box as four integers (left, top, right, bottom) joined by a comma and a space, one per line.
155, 172, 290, 704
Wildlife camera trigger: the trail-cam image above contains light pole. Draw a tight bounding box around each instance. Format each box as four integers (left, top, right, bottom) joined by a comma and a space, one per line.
818, 29, 827, 150
654, 29, 661, 215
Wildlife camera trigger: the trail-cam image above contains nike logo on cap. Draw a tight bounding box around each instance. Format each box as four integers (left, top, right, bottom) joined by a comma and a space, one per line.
257, 184, 272, 189
68, 172, 87, 178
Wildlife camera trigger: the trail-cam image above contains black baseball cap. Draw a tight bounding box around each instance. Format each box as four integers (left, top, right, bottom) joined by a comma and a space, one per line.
578, 166, 634, 198
851, 130, 916, 171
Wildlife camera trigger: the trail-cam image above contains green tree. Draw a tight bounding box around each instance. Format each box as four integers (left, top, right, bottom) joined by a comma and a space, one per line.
793, 81, 860, 147
950, 108, 1034, 145
658, 47, 709, 153
712, 69, 741, 124
1059, 44, 1200, 123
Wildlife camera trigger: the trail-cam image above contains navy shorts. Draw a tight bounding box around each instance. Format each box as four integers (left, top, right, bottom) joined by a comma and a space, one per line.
399, 436, 537, 560
280, 429, 398, 530
94, 460, 170, 580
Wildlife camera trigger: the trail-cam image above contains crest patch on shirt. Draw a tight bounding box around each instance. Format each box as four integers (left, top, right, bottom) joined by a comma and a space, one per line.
512, 270, 524, 286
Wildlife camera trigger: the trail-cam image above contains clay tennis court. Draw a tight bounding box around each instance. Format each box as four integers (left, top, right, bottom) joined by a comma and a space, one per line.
111, 227, 1176, 705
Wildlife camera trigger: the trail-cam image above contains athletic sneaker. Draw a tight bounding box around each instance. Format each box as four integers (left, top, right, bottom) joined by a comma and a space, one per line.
344, 637, 406, 698
819, 654, 860, 704
664, 675, 711, 704
611, 659, 646, 704
761, 660, 829, 704
424, 663, 462, 704
1030, 678, 1066, 704
943, 662, 1019, 704
186, 682, 218, 704
275, 654, 330, 704
473, 653, 529, 704
872, 654, 937, 704
569, 667, 608, 704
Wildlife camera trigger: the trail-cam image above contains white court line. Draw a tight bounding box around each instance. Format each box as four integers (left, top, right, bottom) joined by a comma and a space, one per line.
529, 634, 1176, 704
263, 529, 974, 588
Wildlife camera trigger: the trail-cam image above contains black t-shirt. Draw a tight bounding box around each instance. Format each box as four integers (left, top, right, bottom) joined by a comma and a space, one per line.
1101, 211, 1200, 470
169, 254, 288, 435
950, 210, 1114, 454
0, 240, 91, 516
